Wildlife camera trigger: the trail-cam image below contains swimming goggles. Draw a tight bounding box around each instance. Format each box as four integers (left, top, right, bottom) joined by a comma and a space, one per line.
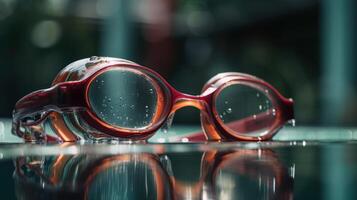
12, 56, 294, 142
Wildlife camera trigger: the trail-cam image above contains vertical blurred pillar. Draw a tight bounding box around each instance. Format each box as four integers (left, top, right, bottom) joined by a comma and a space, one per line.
100, 0, 135, 115
321, 0, 355, 124
101, 0, 132, 58
321, 0, 355, 199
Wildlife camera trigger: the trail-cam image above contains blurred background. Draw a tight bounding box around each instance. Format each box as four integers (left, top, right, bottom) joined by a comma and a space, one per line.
1, 1, 357, 200
0, 0, 356, 126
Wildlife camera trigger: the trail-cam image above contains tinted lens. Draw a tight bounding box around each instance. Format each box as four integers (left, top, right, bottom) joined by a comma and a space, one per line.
215, 83, 276, 137
88, 69, 158, 129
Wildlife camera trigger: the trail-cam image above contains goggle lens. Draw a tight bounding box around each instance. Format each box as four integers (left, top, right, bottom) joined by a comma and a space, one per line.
88, 69, 158, 129
215, 83, 277, 137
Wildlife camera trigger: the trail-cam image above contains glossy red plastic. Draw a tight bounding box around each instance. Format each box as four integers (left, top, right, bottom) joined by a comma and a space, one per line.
12, 56, 294, 142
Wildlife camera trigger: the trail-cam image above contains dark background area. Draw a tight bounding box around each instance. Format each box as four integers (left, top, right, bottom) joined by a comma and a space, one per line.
0, 0, 356, 126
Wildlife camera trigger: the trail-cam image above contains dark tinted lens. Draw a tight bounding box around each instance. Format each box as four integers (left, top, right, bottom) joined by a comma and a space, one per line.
215, 83, 276, 137
88, 69, 158, 129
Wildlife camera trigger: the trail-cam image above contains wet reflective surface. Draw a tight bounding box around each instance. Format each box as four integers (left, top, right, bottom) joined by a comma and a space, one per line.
1, 141, 357, 199
3, 143, 293, 200
2, 120, 357, 199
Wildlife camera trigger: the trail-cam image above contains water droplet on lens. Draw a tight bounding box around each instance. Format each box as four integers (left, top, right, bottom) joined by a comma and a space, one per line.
227, 108, 232, 113
272, 109, 276, 116
224, 101, 228, 105
219, 115, 223, 119
145, 105, 149, 109
102, 104, 107, 108
145, 114, 149, 118
149, 89, 154, 94
259, 105, 262, 110
130, 105, 135, 109
253, 115, 257, 119
256, 93, 260, 98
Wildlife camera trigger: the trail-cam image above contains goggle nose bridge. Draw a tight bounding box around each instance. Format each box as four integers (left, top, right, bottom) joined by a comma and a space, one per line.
160, 96, 209, 133
172, 97, 207, 113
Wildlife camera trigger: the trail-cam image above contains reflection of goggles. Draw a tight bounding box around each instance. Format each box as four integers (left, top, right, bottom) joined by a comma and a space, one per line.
12, 56, 294, 142
14, 153, 173, 200
14, 149, 294, 199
